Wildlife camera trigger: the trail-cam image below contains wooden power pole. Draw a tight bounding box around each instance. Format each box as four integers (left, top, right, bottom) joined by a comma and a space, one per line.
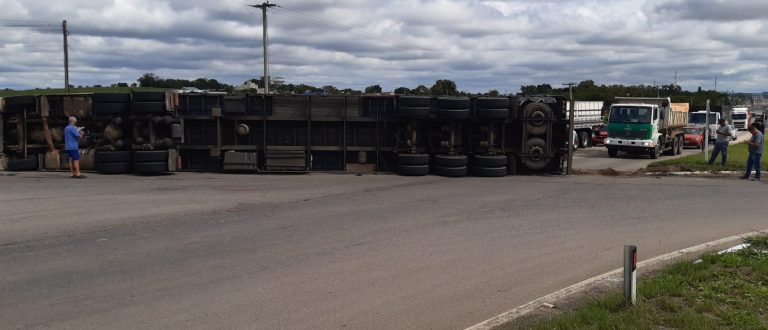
250, 2, 276, 94
62, 20, 70, 93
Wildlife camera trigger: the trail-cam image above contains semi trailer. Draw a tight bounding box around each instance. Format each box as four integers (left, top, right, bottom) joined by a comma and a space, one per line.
604, 97, 688, 159
1, 92, 571, 176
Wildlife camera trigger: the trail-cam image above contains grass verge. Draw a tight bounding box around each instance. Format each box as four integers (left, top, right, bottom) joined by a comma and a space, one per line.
502, 235, 768, 330
647, 142, 767, 172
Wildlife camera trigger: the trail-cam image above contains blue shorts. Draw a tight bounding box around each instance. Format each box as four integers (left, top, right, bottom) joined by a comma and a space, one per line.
65, 149, 80, 161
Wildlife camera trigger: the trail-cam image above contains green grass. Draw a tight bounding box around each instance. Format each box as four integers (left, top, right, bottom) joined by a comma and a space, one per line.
648, 142, 767, 172
0, 87, 171, 97
502, 235, 768, 330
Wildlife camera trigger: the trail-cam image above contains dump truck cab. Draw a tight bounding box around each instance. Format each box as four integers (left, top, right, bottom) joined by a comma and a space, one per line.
604, 97, 687, 159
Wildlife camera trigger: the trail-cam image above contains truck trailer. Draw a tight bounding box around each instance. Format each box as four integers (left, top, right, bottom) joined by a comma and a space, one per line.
565, 101, 604, 148
1, 92, 571, 176
604, 97, 688, 159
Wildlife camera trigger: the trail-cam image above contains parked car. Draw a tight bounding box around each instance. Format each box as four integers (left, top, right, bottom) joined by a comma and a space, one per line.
683, 126, 704, 148
591, 125, 607, 146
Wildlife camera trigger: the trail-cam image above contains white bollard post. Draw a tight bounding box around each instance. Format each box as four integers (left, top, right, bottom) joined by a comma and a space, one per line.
624, 245, 637, 305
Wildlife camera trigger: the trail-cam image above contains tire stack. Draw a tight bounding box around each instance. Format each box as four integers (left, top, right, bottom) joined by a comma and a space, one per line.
132, 92, 167, 114
92, 93, 130, 118
434, 97, 470, 177
133, 150, 169, 174
472, 97, 510, 177
396, 153, 429, 176
433, 154, 468, 177
95, 150, 132, 174
396, 96, 430, 176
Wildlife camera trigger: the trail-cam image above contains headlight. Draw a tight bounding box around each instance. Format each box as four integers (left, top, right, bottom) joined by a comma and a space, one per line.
604, 138, 611, 144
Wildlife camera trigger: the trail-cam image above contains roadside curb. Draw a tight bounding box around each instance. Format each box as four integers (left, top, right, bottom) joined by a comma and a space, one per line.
465, 230, 768, 330
645, 170, 765, 177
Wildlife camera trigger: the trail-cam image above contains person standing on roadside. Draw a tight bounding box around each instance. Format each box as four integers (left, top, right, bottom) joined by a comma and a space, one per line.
741, 123, 763, 181
64, 116, 85, 178
708, 118, 733, 166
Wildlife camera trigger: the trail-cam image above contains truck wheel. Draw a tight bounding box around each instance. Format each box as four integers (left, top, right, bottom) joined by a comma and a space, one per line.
473, 166, 507, 177
434, 154, 468, 167
397, 164, 429, 176
608, 148, 618, 158
96, 161, 132, 174
650, 141, 661, 159
397, 153, 429, 166
522, 102, 551, 135
133, 150, 169, 163
434, 165, 467, 177
523, 138, 548, 170
95, 150, 132, 163
578, 131, 590, 148
134, 162, 168, 174
676, 136, 683, 155
6, 158, 39, 171
473, 154, 507, 167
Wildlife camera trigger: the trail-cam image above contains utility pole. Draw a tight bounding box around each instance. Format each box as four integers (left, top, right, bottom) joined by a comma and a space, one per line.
62, 20, 70, 93
562, 82, 576, 175
251, 2, 276, 94
714, 76, 718, 92
674, 70, 678, 86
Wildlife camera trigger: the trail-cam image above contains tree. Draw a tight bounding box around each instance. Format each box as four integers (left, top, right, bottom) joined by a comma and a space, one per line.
430, 79, 458, 96
341, 88, 362, 95
364, 84, 382, 94
412, 85, 429, 96
394, 87, 411, 94
138, 73, 160, 87
487, 89, 500, 97
322, 85, 339, 94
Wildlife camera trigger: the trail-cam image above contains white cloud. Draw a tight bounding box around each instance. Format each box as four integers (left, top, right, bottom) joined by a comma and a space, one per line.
0, 0, 767, 92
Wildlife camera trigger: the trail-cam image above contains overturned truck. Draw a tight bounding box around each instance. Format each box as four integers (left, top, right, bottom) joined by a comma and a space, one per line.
0, 92, 570, 176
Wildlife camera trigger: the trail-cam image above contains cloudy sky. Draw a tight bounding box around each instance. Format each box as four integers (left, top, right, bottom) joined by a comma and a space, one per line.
1, 0, 767, 93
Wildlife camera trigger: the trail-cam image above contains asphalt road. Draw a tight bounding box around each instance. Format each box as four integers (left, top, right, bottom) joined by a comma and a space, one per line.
1, 172, 766, 329
573, 131, 752, 171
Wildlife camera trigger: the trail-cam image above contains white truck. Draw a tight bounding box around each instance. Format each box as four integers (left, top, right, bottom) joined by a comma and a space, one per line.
689, 110, 720, 142
731, 107, 752, 130
604, 97, 688, 159
565, 101, 604, 148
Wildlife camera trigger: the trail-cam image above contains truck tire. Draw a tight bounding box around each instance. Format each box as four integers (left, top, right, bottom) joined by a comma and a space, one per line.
92, 103, 130, 116
4, 95, 36, 108
434, 165, 467, 177
132, 102, 166, 114
435, 154, 468, 167
132, 92, 166, 102
397, 164, 429, 176
398, 96, 431, 108
608, 148, 618, 158
436, 97, 470, 109
6, 158, 38, 171
92, 93, 131, 103
523, 137, 548, 170
475, 108, 509, 120
475, 97, 509, 109
95, 150, 131, 163
436, 108, 470, 120
473, 166, 507, 177
676, 136, 683, 155
96, 161, 131, 174
396, 106, 431, 118
473, 154, 507, 167
134, 162, 167, 174
579, 131, 590, 148
650, 140, 661, 159
397, 153, 429, 166
522, 102, 551, 135
133, 150, 168, 163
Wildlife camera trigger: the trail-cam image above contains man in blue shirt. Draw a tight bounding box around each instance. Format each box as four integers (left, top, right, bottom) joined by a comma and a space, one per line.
741, 123, 763, 181
64, 116, 85, 178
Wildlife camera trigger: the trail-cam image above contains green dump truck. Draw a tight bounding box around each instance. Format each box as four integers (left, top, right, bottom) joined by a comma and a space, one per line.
604, 97, 688, 159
